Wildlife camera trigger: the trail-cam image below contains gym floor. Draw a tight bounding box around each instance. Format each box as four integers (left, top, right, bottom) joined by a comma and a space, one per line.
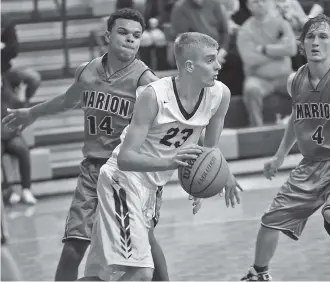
3, 177, 329, 281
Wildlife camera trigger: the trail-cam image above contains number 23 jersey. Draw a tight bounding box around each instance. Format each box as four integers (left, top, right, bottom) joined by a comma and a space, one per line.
291, 65, 330, 161
111, 76, 224, 187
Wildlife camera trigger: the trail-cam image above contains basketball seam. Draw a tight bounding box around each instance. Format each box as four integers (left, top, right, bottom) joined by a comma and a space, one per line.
194, 155, 223, 195
190, 149, 215, 195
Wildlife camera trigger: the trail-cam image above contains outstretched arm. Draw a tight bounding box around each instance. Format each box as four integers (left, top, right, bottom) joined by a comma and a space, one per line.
2, 63, 88, 131
29, 63, 88, 119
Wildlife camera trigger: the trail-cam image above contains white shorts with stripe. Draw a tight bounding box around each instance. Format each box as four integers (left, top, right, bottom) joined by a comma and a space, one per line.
84, 162, 157, 280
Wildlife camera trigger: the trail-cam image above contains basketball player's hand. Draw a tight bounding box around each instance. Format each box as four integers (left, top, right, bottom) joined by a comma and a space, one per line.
224, 173, 243, 208
2, 108, 36, 132
171, 145, 203, 169
263, 155, 285, 180
188, 195, 203, 215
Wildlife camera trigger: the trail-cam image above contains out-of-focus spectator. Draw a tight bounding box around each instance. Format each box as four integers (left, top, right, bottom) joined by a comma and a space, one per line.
237, 0, 297, 127
1, 15, 41, 106
232, 0, 252, 25
272, 0, 324, 70
148, 18, 168, 70
168, 0, 230, 66
116, 0, 134, 10
1, 78, 36, 206
217, 0, 247, 95
308, 0, 325, 17
221, 0, 241, 34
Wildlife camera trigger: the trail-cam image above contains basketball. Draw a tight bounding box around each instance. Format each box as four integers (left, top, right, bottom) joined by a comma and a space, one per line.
178, 147, 230, 198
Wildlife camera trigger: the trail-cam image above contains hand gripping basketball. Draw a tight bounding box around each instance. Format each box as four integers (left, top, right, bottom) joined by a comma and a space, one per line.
171, 145, 203, 169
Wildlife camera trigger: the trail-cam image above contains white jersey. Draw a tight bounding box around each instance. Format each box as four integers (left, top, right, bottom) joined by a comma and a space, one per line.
108, 76, 224, 189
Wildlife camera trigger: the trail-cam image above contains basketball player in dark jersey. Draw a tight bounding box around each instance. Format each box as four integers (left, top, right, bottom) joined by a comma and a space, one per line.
2, 8, 200, 281
241, 14, 330, 281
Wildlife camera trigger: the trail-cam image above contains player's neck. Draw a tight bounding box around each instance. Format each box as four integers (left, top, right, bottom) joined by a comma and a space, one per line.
175, 76, 204, 100
105, 52, 135, 75
307, 60, 330, 80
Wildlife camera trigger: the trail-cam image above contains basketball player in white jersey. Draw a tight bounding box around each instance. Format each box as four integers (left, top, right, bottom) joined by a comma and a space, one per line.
241, 14, 330, 281
81, 32, 243, 281
1, 8, 200, 281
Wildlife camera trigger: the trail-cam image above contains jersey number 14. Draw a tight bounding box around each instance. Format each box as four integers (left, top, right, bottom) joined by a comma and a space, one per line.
311, 125, 325, 145
87, 115, 113, 135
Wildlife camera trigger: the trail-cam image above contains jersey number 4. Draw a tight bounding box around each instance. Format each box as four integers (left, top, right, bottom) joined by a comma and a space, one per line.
160, 128, 193, 148
311, 125, 325, 145
87, 115, 113, 135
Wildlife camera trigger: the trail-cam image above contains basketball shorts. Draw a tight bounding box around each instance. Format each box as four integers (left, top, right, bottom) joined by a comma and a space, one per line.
261, 158, 330, 240
62, 158, 107, 242
63, 158, 163, 243
84, 163, 160, 280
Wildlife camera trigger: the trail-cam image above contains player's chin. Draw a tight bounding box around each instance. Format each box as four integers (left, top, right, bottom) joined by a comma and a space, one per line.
119, 50, 136, 61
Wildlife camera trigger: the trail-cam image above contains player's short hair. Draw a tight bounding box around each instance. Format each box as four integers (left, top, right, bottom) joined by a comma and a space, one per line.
107, 8, 146, 32
174, 32, 219, 66
298, 14, 330, 55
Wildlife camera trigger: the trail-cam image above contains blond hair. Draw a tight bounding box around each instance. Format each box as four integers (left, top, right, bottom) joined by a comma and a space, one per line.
174, 32, 219, 67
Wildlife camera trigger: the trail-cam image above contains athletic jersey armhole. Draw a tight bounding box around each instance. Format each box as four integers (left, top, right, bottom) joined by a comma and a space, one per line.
291, 65, 306, 100
75, 60, 92, 82
136, 68, 155, 88
147, 84, 161, 123
211, 81, 224, 116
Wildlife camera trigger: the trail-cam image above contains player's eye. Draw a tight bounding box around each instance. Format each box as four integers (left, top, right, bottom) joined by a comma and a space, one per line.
133, 33, 141, 39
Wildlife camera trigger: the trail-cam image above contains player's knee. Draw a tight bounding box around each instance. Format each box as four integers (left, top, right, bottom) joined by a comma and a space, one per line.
60, 240, 89, 266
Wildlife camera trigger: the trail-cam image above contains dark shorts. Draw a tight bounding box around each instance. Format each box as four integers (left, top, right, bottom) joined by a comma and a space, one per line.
62, 158, 163, 242
261, 158, 330, 240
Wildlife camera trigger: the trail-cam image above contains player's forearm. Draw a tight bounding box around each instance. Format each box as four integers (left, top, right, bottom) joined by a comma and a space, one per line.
30, 93, 71, 119
117, 150, 171, 172
275, 114, 297, 158
264, 42, 297, 57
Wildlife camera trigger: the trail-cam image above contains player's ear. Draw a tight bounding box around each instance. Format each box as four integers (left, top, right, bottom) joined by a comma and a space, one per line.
104, 30, 111, 44
184, 60, 194, 73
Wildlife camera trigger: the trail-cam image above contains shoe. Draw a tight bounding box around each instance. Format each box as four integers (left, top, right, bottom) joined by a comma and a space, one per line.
241, 266, 272, 281
21, 189, 37, 205
8, 192, 21, 205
